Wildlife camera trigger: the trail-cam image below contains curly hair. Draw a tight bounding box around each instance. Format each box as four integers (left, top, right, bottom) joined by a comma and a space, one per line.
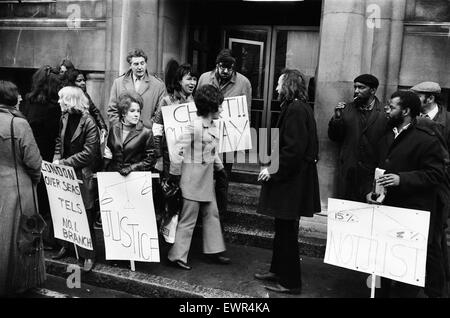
0, 80, 19, 107
117, 91, 144, 120
126, 48, 148, 64
194, 85, 224, 117
58, 86, 89, 114
391, 90, 421, 118
278, 69, 308, 103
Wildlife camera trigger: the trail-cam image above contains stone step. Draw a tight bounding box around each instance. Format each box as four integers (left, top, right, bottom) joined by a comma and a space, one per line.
221, 223, 326, 259
45, 258, 251, 298
224, 203, 328, 240
44, 239, 370, 298
230, 169, 260, 185
228, 182, 261, 207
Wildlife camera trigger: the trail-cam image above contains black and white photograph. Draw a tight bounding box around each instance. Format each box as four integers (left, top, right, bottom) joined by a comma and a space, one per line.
0, 0, 449, 307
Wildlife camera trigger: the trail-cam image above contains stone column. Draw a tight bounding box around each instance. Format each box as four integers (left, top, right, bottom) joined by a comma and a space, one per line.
86, 72, 106, 121
315, 0, 406, 210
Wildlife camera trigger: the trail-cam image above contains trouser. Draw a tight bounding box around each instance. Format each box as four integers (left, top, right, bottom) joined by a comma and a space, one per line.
215, 162, 233, 217
168, 198, 226, 263
269, 218, 302, 289
377, 236, 446, 298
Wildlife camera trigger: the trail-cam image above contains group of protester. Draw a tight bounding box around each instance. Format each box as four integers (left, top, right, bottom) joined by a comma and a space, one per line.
0, 45, 448, 298
328, 75, 450, 298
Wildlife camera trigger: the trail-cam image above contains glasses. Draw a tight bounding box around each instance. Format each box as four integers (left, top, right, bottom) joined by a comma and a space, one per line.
218, 64, 233, 72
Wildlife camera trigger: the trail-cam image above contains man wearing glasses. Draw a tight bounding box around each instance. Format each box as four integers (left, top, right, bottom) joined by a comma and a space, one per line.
197, 49, 252, 220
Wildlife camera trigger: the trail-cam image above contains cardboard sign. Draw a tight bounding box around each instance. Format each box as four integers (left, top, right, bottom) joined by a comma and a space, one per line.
324, 198, 430, 287
161, 95, 252, 160
41, 161, 93, 250
96, 172, 160, 262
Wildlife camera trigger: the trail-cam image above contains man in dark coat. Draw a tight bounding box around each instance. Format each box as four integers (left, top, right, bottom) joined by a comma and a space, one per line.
255, 69, 321, 295
367, 91, 447, 298
328, 74, 388, 202
410, 81, 450, 293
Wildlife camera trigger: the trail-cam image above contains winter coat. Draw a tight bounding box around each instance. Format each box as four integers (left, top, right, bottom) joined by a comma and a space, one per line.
105, 120, 156, 172
53, 112, 101, 210
328, 97, 389, 202
0, 106, 44, 295
106, 70, 166, 128
257, 99, 321, 220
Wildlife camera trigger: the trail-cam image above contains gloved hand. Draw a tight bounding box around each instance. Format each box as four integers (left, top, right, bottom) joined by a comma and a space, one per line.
168, 173, 181, 185
119, 166, 133, 176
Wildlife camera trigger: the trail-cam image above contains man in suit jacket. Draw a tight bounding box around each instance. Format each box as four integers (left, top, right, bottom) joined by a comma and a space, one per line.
328, 74, 389, 202
367, 91, 447, 297
107, 48, 166, 129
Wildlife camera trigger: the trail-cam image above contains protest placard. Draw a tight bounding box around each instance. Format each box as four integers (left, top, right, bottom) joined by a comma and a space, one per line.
41, 161, 93, 250
324, 198, 430, 287
161, 95, 252, 160
96, 172, 160, 262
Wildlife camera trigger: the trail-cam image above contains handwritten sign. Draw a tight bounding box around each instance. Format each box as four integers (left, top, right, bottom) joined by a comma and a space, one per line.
41, 161, 93, 250
161, 95, 252, 159
96, 172, 160, 262
324, 198, 430, 287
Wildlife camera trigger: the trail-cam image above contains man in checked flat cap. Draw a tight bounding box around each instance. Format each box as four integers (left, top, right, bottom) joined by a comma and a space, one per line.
328, 74, 389, 202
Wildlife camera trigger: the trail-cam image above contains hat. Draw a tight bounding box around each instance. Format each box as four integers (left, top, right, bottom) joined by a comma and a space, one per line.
354, 74, 379, 89
410, 81, 441, 94
215, 49, 236, 68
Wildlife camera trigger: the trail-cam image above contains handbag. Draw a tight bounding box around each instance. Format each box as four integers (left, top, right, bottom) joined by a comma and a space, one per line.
10, 115, 47, 255
160, 213, 178, 244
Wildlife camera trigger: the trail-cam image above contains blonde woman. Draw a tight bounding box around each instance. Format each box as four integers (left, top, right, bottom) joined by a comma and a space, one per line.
52, 86, 101, 272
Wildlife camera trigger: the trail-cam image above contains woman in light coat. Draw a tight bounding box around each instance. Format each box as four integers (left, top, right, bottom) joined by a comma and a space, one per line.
0, 81, 44, 296
167, 85, 230, 270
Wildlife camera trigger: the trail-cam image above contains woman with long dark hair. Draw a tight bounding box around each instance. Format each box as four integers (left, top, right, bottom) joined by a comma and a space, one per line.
20, 65, 63, 249
255, 69, 321, 295
152, 63, 198, 178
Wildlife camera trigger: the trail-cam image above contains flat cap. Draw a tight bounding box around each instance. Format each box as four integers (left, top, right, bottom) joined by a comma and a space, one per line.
410, 81, 441, 94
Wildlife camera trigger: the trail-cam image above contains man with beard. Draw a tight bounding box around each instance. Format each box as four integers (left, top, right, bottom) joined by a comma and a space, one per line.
328, 74, 388, 202
367, 91, 447, 298
197, 49, 252, 219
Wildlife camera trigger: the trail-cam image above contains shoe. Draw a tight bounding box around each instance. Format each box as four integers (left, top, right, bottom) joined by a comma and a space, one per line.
52, 247, 67, 260
169, 259, 192, 270
254, 271, 279, 282
205, 253, 231, 265
265, 283, 301, 295
83, 259, 95, 272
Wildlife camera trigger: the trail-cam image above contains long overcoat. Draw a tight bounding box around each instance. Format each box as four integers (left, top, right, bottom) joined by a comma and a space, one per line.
377, 120, 446, 296
106, 70, 166, 128
328, 98, 388, 202
257, 99, 321, 220
0, 106, 44, 295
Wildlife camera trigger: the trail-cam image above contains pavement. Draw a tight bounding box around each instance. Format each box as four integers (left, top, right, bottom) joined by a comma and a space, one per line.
43, 228, 373, 298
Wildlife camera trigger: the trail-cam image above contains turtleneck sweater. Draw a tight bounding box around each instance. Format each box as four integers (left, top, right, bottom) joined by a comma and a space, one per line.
121, 120, 135, 143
